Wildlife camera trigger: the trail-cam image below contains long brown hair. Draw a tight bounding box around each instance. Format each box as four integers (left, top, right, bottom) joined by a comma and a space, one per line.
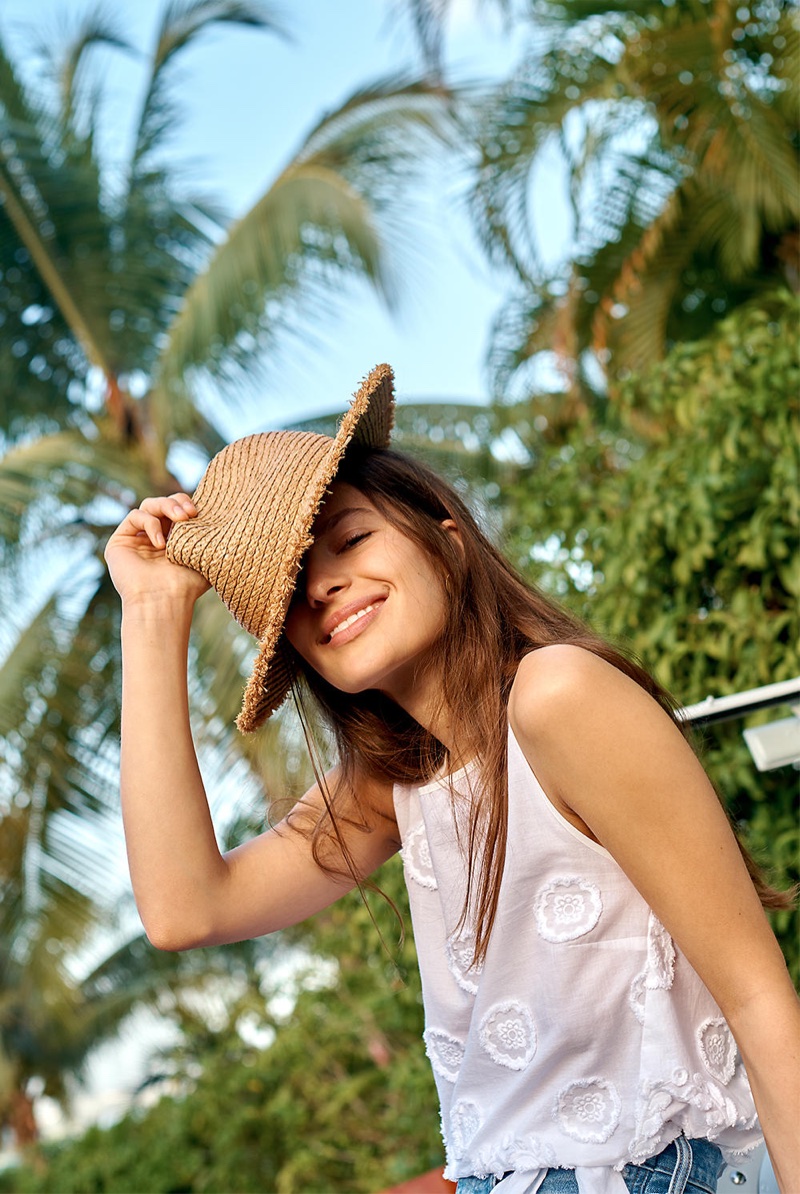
287, 446, 792, 963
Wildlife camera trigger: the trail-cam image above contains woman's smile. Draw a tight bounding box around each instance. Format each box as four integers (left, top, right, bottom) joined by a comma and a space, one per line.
322, 596, 386, 645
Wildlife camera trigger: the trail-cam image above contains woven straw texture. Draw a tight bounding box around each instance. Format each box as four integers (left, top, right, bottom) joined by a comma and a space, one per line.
166, 363, 394, 731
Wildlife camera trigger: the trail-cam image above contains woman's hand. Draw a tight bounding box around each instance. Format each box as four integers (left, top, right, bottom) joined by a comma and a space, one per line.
105, 493, 210, 608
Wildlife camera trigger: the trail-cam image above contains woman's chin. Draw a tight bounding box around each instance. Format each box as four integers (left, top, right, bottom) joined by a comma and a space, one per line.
327, 674, 382, 697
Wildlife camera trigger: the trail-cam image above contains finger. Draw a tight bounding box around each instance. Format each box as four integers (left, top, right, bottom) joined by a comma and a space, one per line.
167, 492, 197, 510
139, 495, 197, 523
165, 492, 198, 519
123, 509, 168, 548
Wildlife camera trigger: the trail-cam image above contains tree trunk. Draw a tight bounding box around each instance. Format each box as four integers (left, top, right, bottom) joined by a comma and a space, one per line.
10, 1088, 38, 1147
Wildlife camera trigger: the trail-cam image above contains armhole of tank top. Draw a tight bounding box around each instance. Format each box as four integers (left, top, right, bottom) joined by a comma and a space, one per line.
507, 722, 613, 860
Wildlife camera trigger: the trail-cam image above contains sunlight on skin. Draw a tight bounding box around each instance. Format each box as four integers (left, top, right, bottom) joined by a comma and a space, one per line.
285, 483, 463, 752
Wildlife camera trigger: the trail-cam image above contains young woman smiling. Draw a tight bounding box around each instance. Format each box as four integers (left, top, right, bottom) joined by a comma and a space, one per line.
105, 364, 799, 1194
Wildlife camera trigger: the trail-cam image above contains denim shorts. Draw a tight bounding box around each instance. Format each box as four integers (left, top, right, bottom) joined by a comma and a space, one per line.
455, 1136, 725, 1194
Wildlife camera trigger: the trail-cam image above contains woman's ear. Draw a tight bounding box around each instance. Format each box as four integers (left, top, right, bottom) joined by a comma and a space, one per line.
442, 518, 465, 554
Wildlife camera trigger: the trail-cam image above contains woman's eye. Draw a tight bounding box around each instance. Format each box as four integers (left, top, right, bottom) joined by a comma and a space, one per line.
340, 532, 370, 551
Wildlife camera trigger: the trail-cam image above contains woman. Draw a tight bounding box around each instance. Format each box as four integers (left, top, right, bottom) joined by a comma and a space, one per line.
105, 364, 799, 1194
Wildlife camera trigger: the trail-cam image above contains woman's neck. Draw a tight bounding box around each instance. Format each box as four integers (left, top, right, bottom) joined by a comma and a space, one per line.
384, 664, 473, 769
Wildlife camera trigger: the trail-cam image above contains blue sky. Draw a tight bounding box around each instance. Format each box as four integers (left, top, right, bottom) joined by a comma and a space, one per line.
1, 0, 571, 436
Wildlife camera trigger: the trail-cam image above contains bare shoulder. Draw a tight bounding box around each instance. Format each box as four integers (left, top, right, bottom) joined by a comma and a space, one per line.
511, 642, 613, 693
509, 643, 659, 733
508, 644, 685, 807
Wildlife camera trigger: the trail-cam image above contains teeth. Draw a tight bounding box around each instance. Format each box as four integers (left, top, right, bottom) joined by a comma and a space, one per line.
329, 604, 375, 639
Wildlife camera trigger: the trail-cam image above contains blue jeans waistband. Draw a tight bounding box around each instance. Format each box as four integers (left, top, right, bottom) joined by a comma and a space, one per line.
455, 1136, 726, 1194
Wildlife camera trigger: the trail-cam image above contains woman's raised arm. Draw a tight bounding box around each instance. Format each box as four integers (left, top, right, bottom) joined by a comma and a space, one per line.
105, 496, 399, 951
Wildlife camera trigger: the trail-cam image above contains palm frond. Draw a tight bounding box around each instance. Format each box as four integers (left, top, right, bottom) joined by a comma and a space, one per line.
288, 398, 499, 482
157, 165, 382, 394
390, 0, 450, 75
0, 194, 86, 437
46, 6, 134, 136
527, 0, 638, 17
0, 591, 63, 741
0, 37, 221, 417
485, 140, 675, 399
487, 283, 570, 400
148, 376, 227, 458
468, 39, 628, 276
0, 573, 123, 816
619, 17, 799, 228
131, 0, 288, 172
475, 0, 798, 393
0, 29, 42, 127
157, 74, 455, 397
594, 189, 703, 373
772, 17, 799, 123
0, 154, 108, 381
0, 424, 153, 550
0, 43, 116, 378
391, 0, 515, 74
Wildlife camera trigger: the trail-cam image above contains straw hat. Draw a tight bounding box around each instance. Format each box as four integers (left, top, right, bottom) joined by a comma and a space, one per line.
165, 363, 395, 732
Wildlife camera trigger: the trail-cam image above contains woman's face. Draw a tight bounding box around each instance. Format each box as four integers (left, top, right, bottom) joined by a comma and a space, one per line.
285, 482, 455, 706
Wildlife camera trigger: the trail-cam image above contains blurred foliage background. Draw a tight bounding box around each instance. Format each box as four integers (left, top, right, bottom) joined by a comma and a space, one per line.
0, 0, 797, 1190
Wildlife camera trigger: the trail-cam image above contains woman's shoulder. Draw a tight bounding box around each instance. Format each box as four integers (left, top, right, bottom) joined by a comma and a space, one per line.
508, 644, 665, 750
511, 643, 627, 711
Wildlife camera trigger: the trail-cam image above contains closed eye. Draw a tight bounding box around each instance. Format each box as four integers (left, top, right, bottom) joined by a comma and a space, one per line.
340, 532, 371, 552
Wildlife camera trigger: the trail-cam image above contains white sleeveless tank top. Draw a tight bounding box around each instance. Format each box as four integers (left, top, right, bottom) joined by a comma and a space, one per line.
392, 724, 762, 1194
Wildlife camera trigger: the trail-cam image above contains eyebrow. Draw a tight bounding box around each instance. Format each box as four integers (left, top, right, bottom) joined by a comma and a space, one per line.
313, 505, 374, 539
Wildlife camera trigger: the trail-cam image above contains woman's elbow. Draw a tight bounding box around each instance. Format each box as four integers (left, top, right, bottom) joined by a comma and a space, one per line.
145, 924, 193, 952
138, 905, 213, 952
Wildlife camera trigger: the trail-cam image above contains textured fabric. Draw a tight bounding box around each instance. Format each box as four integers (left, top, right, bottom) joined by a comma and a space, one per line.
455, 1137, 724, 1194
165, 362, 394, 731
393, 725, 762, 1186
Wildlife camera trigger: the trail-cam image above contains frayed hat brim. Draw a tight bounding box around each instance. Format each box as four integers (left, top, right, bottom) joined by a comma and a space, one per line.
166, 363, 395, 732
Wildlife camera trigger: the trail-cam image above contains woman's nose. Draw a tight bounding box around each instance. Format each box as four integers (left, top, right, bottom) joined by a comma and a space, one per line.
303, 563, 349, 607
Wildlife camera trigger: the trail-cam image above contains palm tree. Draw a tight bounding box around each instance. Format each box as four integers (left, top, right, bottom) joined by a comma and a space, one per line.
0, 0, 454, 1135
388, 0, 515, 78
0, 0, 454, 849
447, 0, 798, 401
0, 793, 279, 1148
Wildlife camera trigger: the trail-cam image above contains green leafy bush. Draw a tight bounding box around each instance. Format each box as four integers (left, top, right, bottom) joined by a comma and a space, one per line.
0, 859, 440, 1193
502, 291, 799, 976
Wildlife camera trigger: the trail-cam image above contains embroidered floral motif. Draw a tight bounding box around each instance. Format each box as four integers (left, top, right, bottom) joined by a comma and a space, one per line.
506, 1137, 557, 1170
629, 913, 676, 1022
449, 1099, 483, 1157
645, 913, 676, 989
534, 878, 602, 943
402, 822, 438, 890
445, 932, 483, 996
424, 1027, 465, 1083
629, 1083, 680, 1160
698, 1017, 737, 1085
629, 1072, 743, 1163
448, 1137, 556, 1182
554, 1078, 621, 1143
628, 970, 646, 1025
479, 1001, 537, 1071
